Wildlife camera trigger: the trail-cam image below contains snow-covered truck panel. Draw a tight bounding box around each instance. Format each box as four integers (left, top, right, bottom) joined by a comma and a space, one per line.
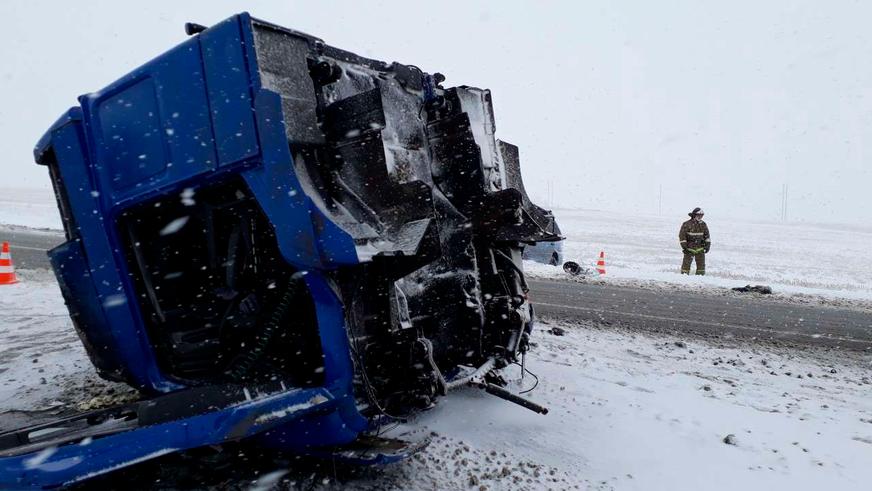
3, 12, 560, 487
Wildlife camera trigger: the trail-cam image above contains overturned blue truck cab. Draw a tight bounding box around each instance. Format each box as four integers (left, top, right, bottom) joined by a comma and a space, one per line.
0, 13, 561, 487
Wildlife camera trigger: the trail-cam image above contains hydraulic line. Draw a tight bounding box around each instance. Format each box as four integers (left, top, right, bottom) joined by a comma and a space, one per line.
444, 357, 496, 391
445, 357, 548, 414
493, 249, 529, 293
472, 381, 548, 414
417, 337, 448, 395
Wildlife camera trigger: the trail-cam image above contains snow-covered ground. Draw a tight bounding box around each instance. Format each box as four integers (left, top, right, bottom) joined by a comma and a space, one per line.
0, 270, 131, 420
0, 187, 61, 231
2, 272, 871, 490
2, 189, 869, 303
531, 208, 872, 303
1, 191, 871, 488
349, 319, 872, 491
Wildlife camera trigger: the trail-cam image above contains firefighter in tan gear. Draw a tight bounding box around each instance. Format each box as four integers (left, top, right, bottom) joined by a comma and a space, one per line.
679, 207, 710, 275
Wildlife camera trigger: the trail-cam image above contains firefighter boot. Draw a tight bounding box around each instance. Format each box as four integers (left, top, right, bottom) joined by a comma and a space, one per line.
694, 252, 705, 275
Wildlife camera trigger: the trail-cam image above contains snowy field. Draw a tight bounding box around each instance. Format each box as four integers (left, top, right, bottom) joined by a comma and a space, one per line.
530, 209, 872, 303
0, 270, 133, 418
365, 321, 872, 491
1, 271, 871, 490
2, 189, 869, 304
1, 189, 871, 489
0, 187, 61, 231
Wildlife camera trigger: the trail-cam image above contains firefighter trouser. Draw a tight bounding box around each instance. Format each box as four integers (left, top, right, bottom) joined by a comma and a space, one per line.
681, 251, 705, 275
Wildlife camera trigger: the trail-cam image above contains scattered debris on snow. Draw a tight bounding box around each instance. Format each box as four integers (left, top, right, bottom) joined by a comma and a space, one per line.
526, 260, 872, 314
2, 267, 871, 489
732, 285, 773, 295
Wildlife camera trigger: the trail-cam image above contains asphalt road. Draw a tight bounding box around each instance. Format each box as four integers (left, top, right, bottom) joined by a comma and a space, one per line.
529, 279, 872, 349
0, 227, 63, 270
2, 227, 870, 349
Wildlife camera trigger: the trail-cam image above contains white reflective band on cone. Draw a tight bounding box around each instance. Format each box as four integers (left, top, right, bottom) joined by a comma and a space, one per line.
0, 265, 14, 273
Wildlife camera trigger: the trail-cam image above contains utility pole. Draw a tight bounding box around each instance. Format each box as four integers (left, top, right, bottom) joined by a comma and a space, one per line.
547, 180, 554, 209
780, 184, 784, 222
550, 180, 554, 209
780, 183, 788, 222
784, 183, 788, 222
658, 184, 662, 216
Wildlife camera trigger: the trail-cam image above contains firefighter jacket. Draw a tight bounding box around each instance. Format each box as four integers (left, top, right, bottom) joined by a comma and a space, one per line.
679, 219, 710, 254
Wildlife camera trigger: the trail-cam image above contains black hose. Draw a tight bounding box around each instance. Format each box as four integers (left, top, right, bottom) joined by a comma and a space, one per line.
493, 249, 529, 293
225, 275, 303, 381
513, 361, 540, 394
417, 338, 447, 396
473, 381, 549, 415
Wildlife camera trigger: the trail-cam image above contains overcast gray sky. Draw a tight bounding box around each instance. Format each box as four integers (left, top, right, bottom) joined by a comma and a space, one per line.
2, 1, 870, 225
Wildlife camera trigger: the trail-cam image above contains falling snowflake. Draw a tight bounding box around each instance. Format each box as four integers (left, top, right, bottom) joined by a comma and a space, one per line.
159, 216, 190, 236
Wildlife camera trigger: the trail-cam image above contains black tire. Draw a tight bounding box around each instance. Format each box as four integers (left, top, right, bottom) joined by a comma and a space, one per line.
562, 261, 581, 275
549, 252, 559, 266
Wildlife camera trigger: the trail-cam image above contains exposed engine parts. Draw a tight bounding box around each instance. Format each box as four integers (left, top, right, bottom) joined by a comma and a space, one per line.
1, 12, 561, 487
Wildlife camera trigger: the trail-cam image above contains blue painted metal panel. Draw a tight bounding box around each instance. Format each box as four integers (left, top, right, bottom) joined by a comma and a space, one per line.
200, 15, 260, 166
93, 78, 167, 190
49, 240, 127, 381
46, 114, 176, 392
19, 13, 370, 486
257, 272, 369, 451
0, 387, 338, 489
242, 89, 320, 269
242, 86, 358, 269
237, 12, 264, 94
237, 16, 358, 268
40, 14, 358, 396
79, 35, 217, 206
305, 274, 368, 434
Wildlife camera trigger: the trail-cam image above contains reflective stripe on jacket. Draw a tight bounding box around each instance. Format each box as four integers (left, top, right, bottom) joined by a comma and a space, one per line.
679, 219, 710, 249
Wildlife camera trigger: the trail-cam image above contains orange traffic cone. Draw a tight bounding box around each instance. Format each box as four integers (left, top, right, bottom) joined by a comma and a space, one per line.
0, 242, 19, 285
595, 250, 606, 275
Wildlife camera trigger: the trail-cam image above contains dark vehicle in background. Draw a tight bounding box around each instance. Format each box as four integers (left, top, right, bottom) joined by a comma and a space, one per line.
523, 214, 563, 265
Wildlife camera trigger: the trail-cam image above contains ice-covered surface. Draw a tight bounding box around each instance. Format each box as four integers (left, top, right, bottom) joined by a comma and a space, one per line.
1, 272, 870, 489
531, 208, 872, 303
0, 269, 87, 413
0, 270, 131, 425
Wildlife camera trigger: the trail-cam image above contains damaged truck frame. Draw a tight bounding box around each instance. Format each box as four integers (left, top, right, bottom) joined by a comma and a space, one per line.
0, 13, 561, 488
